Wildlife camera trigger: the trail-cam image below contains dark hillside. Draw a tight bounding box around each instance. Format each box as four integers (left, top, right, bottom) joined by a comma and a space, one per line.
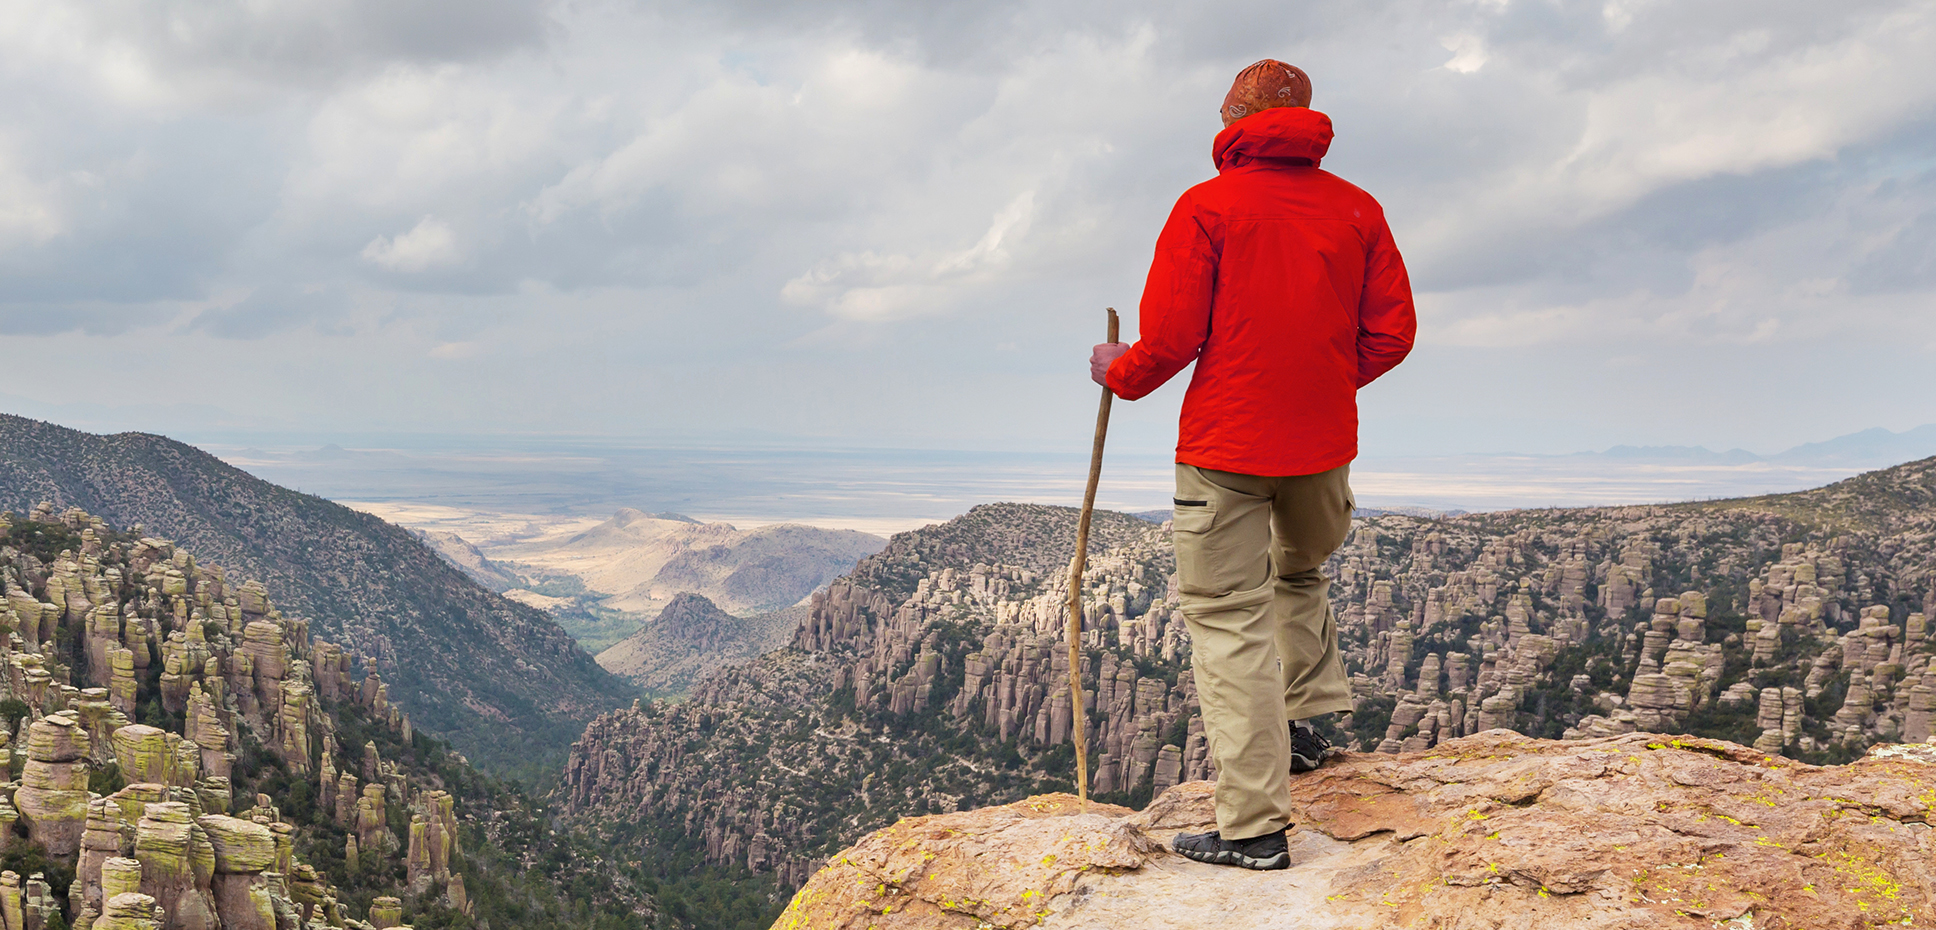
0, 414, 634, 775
1690, 454, 1936, 533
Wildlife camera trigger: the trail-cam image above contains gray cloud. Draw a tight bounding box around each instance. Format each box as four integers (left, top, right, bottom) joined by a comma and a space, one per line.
0, 0, 1932, 454
191, 285, 352, 339
30, 0, 556, 89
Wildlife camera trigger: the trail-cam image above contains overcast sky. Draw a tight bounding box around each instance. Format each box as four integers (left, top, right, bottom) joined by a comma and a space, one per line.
3, 0, 1934, 460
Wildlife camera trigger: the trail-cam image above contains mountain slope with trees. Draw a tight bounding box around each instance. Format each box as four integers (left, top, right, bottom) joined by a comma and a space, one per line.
0, 415, 635, 776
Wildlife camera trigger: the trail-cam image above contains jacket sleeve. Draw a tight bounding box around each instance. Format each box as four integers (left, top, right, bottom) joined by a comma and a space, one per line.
1106, 193, 1217, 400
1356, 213, 1416, 388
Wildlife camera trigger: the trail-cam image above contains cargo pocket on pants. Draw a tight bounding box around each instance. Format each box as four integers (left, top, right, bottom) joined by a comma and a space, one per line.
1172, 498, 1217, 534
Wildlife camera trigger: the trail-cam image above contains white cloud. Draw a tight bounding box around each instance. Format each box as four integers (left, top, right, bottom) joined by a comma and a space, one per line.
429, 340, 480, 358
1439, 34, 1488, 73
783, 191, 1036, 320
361, 215, 462, 271
0, 163, 63, 248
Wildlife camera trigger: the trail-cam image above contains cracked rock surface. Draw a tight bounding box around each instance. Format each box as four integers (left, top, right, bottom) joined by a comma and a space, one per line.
775, 730, 1936, 930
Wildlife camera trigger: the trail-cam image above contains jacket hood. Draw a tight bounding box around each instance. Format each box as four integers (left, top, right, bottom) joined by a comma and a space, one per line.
1213, 106, 1333, 171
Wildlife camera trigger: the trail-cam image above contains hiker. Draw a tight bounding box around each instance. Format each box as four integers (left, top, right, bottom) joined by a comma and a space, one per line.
1090, 60, 1416, 870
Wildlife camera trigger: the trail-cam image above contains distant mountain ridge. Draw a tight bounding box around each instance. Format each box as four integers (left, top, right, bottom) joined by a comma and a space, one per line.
595, 592, 801, 696
1580, 423, 1936, 466
0, 414, 634, 776
412, 527, 523, 591
502, 507, 883, 615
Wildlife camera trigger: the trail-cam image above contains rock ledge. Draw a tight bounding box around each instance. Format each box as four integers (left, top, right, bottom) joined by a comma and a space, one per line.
775, 730, 1935, 929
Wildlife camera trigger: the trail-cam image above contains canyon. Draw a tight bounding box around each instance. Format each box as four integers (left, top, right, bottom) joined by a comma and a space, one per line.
10, 413, 1936, 929
564, 456, 1936, 916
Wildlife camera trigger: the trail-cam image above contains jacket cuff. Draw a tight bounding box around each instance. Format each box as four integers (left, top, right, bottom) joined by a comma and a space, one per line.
1105, 356, 1136, 398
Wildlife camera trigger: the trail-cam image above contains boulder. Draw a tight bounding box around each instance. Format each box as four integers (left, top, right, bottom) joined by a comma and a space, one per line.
112, 724, 177, 786
27, 712, 89, 762
197, 815, 275, 873
775, 731, 1936, 929
97, 890, 162, 930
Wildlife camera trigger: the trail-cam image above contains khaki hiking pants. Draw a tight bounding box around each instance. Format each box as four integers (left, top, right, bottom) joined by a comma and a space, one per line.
1173, 462, 1354, 840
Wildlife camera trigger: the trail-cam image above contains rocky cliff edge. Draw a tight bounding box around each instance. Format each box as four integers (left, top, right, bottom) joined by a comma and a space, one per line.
773, 730, 1935, 930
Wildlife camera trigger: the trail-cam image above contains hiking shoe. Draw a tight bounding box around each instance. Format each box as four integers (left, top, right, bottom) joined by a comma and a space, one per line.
1172, 828, 1290, 870
1290, 722, 1334, 774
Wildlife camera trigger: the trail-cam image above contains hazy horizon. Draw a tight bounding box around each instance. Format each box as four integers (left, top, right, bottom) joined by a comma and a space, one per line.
166, 420, 1934, 536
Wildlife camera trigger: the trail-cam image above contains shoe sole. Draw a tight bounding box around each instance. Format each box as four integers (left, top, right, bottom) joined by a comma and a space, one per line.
1173, 843, 1290, 871
1290, 752, 1323, 773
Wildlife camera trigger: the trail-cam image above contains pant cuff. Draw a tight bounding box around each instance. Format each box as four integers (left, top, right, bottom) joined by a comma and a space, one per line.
1284, 700, 1354, 722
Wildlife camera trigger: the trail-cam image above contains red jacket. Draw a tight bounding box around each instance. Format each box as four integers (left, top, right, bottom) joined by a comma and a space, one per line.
1106, 106, 1415, 477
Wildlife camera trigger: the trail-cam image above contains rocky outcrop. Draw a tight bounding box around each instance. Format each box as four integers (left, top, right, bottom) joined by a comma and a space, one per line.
201, 815, 277, 930
0, 504, 514, 928
777, 731, 1936, 929
133, 800, 219, 929
16, 712, 92, 855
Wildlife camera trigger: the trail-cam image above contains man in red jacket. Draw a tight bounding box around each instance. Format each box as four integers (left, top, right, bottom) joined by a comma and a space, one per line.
1091, 60, 1415, 870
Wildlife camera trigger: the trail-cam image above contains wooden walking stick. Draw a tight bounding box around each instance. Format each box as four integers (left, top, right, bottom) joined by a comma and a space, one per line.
1066, 307, 1119, 803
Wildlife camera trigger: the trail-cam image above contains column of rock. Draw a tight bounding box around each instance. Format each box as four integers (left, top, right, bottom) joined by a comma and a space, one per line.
75, 688, 136, 761
407, 813, 435, 893
103, 857, 144, 904
1752, 687, 1788, 753
200, 815, 277, 930
183, 682, 233, 779
16, 712, 92, 856
309, 639, 348, 704
0, 797, 16, 855
334, 773, 359, 828
236, 620, 289, 715
79, 797, 132, 916
134, 801, 220, 928
87, 603, 126, 685
80, 857, 149, 928
0, 871, 20, 930
448, 873, 471, 915
1905, 643, 1936, 743
109, 646, 141, 717
270, 822, 295, 879
21, 874, 58, 927
356, 785, 395, 855
97, 891, 163, 930
370, 896, 403, 927
274, 679, 312, 774
159, 640, 194, 715
406, 791, 457, 892
288, 864, 332, 924
317, 753, 339, 822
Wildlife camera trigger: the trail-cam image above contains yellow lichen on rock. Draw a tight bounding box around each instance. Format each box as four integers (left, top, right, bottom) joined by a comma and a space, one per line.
773, 793, 1149, 930
776, 731, 1936, 930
